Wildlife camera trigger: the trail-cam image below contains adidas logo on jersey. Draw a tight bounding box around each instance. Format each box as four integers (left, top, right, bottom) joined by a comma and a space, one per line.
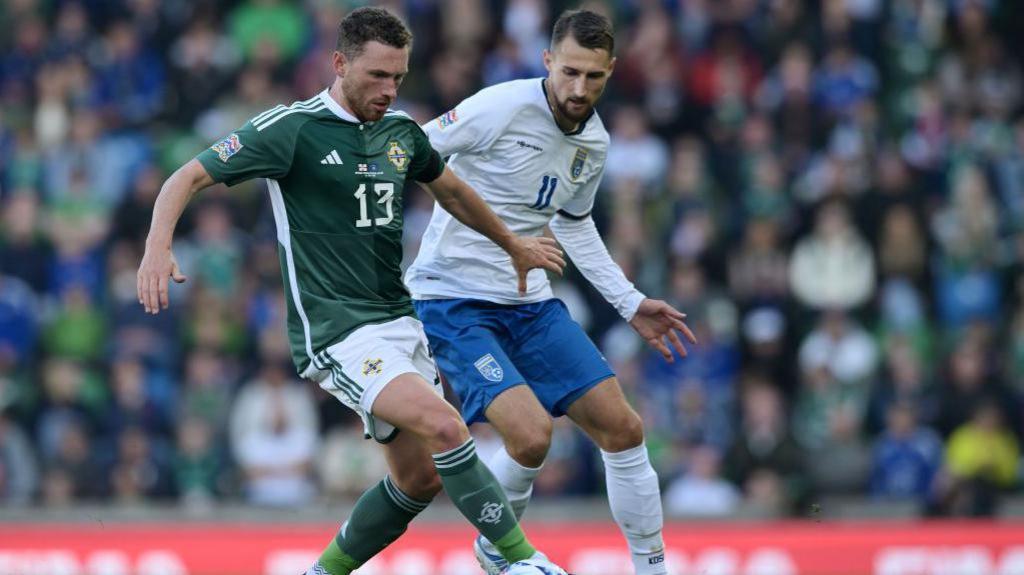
321, 150, 343, 165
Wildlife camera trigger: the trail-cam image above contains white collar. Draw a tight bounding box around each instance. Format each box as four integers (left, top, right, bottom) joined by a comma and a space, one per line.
319, 88, 361, 123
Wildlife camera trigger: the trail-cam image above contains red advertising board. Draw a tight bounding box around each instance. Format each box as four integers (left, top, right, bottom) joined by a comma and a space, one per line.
0, 521, 1021, 575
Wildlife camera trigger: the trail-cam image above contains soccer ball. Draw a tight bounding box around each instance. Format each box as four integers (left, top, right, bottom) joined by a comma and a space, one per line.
504, 558, 569, 575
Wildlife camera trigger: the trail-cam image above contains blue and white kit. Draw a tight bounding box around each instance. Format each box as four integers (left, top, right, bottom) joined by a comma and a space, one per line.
406, 78, 646, 422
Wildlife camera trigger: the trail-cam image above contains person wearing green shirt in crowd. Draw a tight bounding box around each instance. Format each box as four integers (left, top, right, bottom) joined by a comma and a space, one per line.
137, 7, 570, 575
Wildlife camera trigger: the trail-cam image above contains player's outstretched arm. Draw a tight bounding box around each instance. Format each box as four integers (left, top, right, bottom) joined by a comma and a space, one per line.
550, 213, 697, 361
137, 159, 214, 314
423, 166, 566, 295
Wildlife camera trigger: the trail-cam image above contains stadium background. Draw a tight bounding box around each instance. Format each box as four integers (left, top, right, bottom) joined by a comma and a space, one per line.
1, 0, 1024, 573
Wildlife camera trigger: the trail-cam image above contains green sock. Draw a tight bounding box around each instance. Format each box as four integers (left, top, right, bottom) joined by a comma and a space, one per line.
313, 475, 430, 574
433, 439, 536, 563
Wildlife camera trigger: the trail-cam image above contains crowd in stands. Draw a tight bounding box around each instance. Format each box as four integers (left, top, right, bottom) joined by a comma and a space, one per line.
1, 0, 1023, 518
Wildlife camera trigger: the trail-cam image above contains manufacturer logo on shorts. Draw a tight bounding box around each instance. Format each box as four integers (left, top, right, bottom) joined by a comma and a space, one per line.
474, 354, 504, 382
478, 501, 504, 524
362, 358, 383, 376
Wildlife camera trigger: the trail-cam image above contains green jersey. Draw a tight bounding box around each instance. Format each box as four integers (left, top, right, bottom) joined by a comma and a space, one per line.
196, 89, 445, 374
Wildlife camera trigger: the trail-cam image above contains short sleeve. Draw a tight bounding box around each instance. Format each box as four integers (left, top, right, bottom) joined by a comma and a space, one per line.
196, 120, 296, 186
422, 85, 512, 157
559, 160, 605, 219
408, 123, 446, 183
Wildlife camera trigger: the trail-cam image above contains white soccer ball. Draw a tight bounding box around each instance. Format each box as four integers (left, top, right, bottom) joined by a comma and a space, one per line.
504, 557, 569, 575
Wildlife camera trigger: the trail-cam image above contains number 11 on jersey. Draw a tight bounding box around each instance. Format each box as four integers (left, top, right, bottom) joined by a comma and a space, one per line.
354, 182, 395, 228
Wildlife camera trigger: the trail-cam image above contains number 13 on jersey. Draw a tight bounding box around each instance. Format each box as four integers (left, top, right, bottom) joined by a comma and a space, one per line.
354, 182, 395, 228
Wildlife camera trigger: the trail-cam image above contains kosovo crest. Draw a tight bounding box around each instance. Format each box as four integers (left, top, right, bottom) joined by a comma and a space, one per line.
386, 141, 408, 172
570, 147, 587, 182
474, 353, 504, 382
211, 133, 243, 163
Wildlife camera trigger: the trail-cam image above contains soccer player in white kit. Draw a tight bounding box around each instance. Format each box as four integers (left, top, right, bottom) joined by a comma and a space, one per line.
406, 10, 697, 575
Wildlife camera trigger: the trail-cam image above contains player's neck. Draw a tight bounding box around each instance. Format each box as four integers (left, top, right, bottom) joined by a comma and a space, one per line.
543, 79, 579, 134
329, 80, 363, 123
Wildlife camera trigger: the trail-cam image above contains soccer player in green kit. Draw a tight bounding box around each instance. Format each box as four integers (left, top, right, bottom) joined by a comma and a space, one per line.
137, 8, 570, 575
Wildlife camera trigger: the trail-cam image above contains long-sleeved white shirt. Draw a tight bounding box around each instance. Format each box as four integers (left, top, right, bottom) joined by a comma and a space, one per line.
406, 78, 644, 319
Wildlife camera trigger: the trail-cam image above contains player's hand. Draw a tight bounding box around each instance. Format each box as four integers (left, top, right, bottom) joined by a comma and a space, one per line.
629, 298, 698, 363
509, 235, 565, 296
137, 245, 187, 314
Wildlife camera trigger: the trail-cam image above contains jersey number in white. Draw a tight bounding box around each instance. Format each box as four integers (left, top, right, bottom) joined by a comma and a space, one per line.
354, 182, 395, 228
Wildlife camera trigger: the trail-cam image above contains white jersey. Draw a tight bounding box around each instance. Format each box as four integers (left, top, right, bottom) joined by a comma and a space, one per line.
406, 78, 610, 304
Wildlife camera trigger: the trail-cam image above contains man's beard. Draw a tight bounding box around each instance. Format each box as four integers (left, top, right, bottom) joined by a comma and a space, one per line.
556, 97, 593, 123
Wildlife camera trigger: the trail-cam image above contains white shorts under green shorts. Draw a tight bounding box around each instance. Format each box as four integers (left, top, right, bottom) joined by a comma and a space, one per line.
300, 315, 442, 443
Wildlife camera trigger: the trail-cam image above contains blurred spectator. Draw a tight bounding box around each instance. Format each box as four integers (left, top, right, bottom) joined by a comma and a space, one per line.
173, 416, 224, 506
724, 378, 805, 514
0, 192, 52, 294
798, 311, 878, 386
727, 217, 789, 307
0, 408, 37, 504
935, 340, 1020, 438
0, 275, 39, 367
43, 418, 103, 502
864, 337, 939, 436
109, 425, 173, 502
179, 348, 234, 429
790, 200, 876, 311
869, 402, 943, 502
316, 417, 389, 500
229, 361, 318, 506
940, 401, 1020, 516
228, 0, 309, 65
605, 106, 669, 188
43, 285, 107, 362
664, 444, 741, 517
793, 337, 872, 493
813, 42, 878, 120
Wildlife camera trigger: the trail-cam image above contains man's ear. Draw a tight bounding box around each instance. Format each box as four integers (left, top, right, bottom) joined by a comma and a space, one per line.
333, 50, 348, 77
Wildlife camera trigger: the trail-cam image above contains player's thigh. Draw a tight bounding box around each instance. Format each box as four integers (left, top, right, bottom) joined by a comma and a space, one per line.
509, 299, 615, 418
484, 384, 554, 465
311, 315, 445, 443
565, 376, 646, 452
372, 371, 468, 451
414, 298, 528, 426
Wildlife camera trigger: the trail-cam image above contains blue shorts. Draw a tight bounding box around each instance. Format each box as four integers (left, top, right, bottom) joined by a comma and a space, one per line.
414, 298, 615, 424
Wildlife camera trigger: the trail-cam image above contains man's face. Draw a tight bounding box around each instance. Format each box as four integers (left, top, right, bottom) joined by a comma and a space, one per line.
335, 41, 409, 122
544, 36, 615, 124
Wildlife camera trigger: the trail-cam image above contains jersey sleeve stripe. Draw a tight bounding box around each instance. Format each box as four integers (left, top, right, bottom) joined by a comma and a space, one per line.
556, 208, 591, 221
251, 104, 286, 125
256, 104, 326, 131
253, 98, 324, 129
251, 97, 319, 126
383, 109, 412, 120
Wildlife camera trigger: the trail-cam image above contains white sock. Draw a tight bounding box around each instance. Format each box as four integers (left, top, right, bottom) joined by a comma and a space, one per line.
482, 445, 542, 549
602, 442, 666, 575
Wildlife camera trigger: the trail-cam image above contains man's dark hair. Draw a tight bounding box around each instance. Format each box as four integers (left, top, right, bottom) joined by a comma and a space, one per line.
551, 9, 614, 54
337, 7, 412, 59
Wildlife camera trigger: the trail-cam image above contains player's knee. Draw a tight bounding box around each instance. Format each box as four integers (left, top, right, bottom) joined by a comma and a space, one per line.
599, 412, 645, 453
421, 410, 470, 452
393, 466, 443, 501
507, 419, 553, 468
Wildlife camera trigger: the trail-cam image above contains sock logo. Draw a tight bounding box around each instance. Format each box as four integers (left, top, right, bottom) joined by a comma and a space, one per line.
478, 501, 504, 524
649, 554, 665, 565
